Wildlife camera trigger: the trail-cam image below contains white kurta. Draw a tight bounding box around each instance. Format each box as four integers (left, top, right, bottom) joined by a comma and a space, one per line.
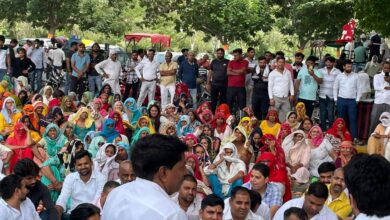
95, 59, 122, 94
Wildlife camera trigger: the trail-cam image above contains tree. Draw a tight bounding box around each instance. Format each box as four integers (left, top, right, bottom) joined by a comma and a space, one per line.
354, 0, 390, 37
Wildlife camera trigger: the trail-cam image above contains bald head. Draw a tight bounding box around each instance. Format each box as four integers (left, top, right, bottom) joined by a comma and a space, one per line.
119, 160, 136, 184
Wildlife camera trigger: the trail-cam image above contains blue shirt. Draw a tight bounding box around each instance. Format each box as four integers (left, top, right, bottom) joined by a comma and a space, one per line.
178, 60, 199, 89
71, 52, 90, 77
242, 182, 283, 207
297, 68, 323, 101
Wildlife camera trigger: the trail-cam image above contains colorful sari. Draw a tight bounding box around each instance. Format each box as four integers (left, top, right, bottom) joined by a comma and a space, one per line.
7, 122, 32, 172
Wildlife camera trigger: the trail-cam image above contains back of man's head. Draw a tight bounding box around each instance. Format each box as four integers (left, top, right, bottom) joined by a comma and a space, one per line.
103, 181, 120, 193
249, 190, 262, 212
0, 174, 23, 200
13, 158, 40, 177
344, 154, 390, 217
306, 182, 328, 200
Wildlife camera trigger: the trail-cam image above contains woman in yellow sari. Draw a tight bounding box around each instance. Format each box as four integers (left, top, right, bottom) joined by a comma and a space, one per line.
134, 116, 156, 134
259, 109, 281, 137
0, 97, 22, 137
295, 102, 308, 123
238, 116, 253, 137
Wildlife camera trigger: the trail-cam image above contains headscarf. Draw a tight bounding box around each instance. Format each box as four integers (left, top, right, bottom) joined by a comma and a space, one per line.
108, 111, 126, 135
43, 123, 68, 157
295, 102, 307, 121
82, 91, 94, 105
45, 106, 64, 125
93, 98, 108, 118
159, 121, 176, 135
214, 142, 243, 164
61, 96, 77, 113
135, 116, 156, 134
176, 115, 192, 137
265, 109, 280, 123
282, 130, 309, 165
260, 134, 286, 170
23, 104, 34, 116
326, 118, 352, 141
7, 122, 27, 145
380, 112, 390, 144
10, 95, 22, 110
72, 107, 94, 128
94, 143, 118, 178
184, 134, 198, 145
196, 101, 211, 115
88, 136, 105, 158
131, 127, 150, 146
42, 86, 53, 105
277, 122, 292, 144
308, 126, 324, 147
339, 141, 355, 167
99, 118, 119, 143
216, 104, 231, 120
124, 97, 141, 125
185, 153, 203, 181
238, 116, 252, 136
199, 109, 214, 124
83, 131, 98, 150
1, 97, 18, 123
211, 112, 227, 133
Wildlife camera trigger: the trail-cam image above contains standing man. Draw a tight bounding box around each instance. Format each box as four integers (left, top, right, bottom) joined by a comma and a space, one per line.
95, 50, 122, 95
55, 151, 106, 217
122, 50, 140, 101
292, 52, 306, 79
0, 35, 8, 81
88, 43, 104, 96
160, 51, 178, 110
27, 39, 46, 92
0, 174, 41, 220
264, 51, 273, 66
135, 49, 160, 107
333, 60, 362, 142
273, 182, 338, 220
70, 43, 90, 101
344, 154, 390, 219
178, 48, 189, 65
227, 48, 249, 112
172, 174, 202, 220
48, 43, 66, 77
325, 168, 352, 219
102, 134, 188, 220
295, 55, 323, 118
318, 56, 341, 131
199, 194, 224, 220
208, 48, 229, 113
6, 39, 19, 76
268, 56, 295, 122
65, 42, 78, 95
369, 61, 390, 134
252, 56, 271, 120
178, 51, 199, 107
245, 47, 256, 108
117, 160, 136, 184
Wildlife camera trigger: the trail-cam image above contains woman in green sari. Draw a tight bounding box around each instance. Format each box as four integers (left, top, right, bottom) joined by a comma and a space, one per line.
88, 136, 105, 159
32, 123, 68, 201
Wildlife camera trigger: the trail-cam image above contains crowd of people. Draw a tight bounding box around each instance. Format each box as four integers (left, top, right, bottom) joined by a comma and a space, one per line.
0, 32, 389, 220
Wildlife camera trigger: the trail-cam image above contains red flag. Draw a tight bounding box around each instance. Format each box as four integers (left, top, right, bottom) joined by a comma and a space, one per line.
336, 19, 355, 44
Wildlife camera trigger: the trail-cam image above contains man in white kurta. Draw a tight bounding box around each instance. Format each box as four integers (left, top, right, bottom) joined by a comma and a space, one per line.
95, 50, 122, 94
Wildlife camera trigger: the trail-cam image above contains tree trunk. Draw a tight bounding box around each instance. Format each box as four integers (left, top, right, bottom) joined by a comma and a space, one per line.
48, 25, 57, 38
298, 38, 307, 51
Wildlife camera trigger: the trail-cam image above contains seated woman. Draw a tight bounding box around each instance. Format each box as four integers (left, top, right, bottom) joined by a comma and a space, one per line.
92, 98, 108, 118
99, 119, 120, 143
130, 127, 150, 148
45, 107, 66, 128
159, 121, 177, 136
83, 131, 97, 150
6, 122, 33, 172
61, 96, 77, 118
295, 102, 308, 123
0, 97, 22, 137
285, 111, 300, 131
224, 126, 254, 166
335, 141, 356, 168
276, 122, 292, 146
31, 94, 49, 116
174, 93, 191, 114
183, 133, 198, 151
308, 126, 336, 177
196, 101, 211, 116
113, 101, 129, 123
216, 104, 231, 121
31, 101, 49, 134
93, 143, 119, 181
88, 136, 105, 159
185, 153, 211, 195
13, 115, 41, 144
99, 92, 112, 113
134, 115, 156, 134
260, 109, 281, 137
72, 107, 96, 140
282, 130, 311, 184
42, 85, 54, 105
176, 115, 192, 138
147, 104, 161, 132
298, 118, 313, 136
61, 122, 77, 144
193, 143, 211, 167
124, 97, 141, 125
199, 109, 214, 125
211, 112, 232, 141
32, 123, 68, 201
203, 143, 246, 198
248, 127, 262, 159
160, 103, 179, 124
326, 118, 352, 153
108, 111, 126, 135
238, 116, 253, 137
367, 112, 390, 156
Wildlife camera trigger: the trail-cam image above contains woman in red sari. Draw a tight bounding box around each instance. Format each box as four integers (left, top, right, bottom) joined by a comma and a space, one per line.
326, 118, 352, 153
276, 122, 292, 146
6, 122, 33, 172
196, 101, 211, 116
108, 110, 126, 135
216, 104, 231, 120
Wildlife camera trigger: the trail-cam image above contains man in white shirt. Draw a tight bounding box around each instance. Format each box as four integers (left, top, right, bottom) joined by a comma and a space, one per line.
199, 194, 224, 220
318, 56, 341, 130
27, 39, 47, 93
135, 49, 160, 107
102, 134, 188, 220
333, 60, 362, 141
0, 174, 41, 220
223, 186, 261, 220
0, 35, 8, 81
344, 154, 390, 220
273, 182, 338, 220
268, 56, 295, 122
92, 180, 120, 211
172, 174, 202, 220
117, 160, 136, 184
55, 150, 106, 217
48, 43, 65, 69
369, 62, 390, 134
245, 47, 257, 108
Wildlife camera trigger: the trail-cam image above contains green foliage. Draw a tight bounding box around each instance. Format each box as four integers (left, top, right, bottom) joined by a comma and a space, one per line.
354, 0, 390, 37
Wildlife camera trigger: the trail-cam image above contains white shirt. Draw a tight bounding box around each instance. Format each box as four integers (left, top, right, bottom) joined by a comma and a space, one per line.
56, 169, 106, 213
245, 57, 257, 86
224, 198, 269, 220
318, 67, 341, 99
358, 71, 371, 94
95, 58, 122, 94
102, 178, 187, 220
373, 72, 390, 104
223, 200, 262, 220
135, 58, 160, 80
333, 72, 362, 102
355, 213, 390, 220
0, 47, 7, 69
268, 68, 294, 99
273, 198, 337, 220
172, 193, 202, 220
27, 47, 46, 69
0, 198, 41, 220
48, 48, 65, 67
